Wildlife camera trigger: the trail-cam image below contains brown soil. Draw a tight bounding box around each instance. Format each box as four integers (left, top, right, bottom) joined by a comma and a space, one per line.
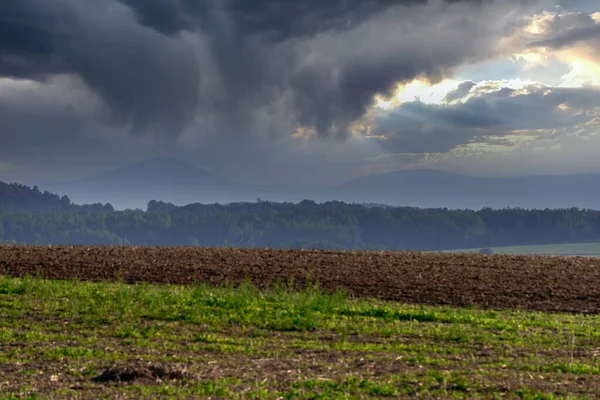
92, 362, 192, 383
1, 245, 599, 313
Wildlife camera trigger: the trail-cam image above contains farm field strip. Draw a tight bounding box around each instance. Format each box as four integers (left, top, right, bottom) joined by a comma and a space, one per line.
445, 242, 600, 257
1, 245, 600, 313
1, 276, 600, 399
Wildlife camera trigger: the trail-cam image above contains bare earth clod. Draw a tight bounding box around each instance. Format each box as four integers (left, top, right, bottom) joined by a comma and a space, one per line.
92, 362, 192, 383
1, 245, 599, 313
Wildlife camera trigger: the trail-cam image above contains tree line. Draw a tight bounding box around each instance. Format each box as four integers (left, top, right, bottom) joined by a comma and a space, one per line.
1, 181, 599, 250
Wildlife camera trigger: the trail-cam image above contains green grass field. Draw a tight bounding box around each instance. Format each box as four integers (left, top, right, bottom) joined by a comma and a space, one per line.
1, 276, 600, 399
446, 242, 600, 256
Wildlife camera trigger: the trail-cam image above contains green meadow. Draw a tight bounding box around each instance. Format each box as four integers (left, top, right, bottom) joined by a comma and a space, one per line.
446, 242, 600, 256
0, 276, 599, 399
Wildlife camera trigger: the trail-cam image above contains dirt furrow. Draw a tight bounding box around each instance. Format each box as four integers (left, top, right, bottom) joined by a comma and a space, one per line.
1, 245, 599, 313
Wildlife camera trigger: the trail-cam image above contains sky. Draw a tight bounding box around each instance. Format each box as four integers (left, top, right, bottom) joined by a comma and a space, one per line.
1, 0, 599, 186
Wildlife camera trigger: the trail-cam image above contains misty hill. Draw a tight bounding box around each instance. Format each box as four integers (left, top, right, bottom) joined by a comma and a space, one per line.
337, 169, 600, 210
46, 157, 337, 210
83, 157, 226, 187
45, 159, 600, 210
47, 157, 258, 209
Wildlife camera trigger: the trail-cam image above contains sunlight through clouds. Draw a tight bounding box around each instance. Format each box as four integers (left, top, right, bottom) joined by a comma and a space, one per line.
559, 58, 600, 87
507, 8, 600, 88
353, 2, 600, 177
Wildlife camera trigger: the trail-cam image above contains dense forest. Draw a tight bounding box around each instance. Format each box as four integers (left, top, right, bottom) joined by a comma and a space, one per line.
1, 181, 599, 250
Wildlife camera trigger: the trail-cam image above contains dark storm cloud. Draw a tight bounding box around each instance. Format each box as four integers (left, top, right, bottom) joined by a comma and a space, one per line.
0, 0, 539, 144
0, 0, 199, 137
0, 1, 73, 78
520, 9, 600, 50
0, 77, 157, 177
120, 0, 418, 38
444, 81, 476, 102
117, 0, 508, 139
529, 24, 600, 49
369, 85, 600, 154
0, 0, 561, 185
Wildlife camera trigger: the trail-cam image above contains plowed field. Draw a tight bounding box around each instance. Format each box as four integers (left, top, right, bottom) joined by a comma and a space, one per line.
1, 245, 599, 313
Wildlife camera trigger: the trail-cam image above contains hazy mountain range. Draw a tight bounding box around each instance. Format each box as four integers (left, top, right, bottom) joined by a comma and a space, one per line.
42, 157, 600, 210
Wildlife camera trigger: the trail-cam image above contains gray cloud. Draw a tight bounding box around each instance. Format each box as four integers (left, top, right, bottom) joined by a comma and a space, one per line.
444, 80, 476, 102
0, 1, 75, 78
0, 0, 199, 137
369, 84, 600, 154
0, 76, 161, 184
513, 8, 600, 50
529, 23, 600, 49
1, 0, 562, 184
1, 0, 541, 140
120, 0, 408, 38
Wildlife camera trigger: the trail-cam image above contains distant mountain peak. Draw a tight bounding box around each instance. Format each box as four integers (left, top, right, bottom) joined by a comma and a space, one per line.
133, 156, 194, 169
80, 157, 228, 186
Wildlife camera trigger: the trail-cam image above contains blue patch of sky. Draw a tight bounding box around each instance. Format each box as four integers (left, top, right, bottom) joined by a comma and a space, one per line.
454, 58, 523, 83
556, 0, 599, 14
455, 56, 571, 87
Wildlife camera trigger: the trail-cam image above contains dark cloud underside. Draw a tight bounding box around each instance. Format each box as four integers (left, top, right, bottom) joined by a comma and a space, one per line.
370, 85, 600, 154
0, 0, 519, 142
120, 0, 423, 37
529, 24, 600, 49
0, 0, 199, 136
2, 0, 574, 185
